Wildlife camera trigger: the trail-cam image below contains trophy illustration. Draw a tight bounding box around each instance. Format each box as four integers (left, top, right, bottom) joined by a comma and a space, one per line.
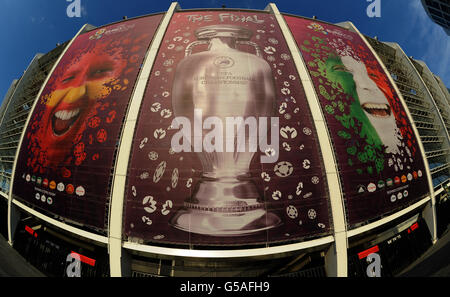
169, 25, 281, 236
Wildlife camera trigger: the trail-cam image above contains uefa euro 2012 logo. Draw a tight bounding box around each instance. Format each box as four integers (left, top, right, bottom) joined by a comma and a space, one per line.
89, 28, 106, 40
307, 22, 328, 35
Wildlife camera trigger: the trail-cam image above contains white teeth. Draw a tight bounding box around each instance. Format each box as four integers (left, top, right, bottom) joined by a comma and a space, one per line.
363, 103, 388, 110
54, 108, 80, 121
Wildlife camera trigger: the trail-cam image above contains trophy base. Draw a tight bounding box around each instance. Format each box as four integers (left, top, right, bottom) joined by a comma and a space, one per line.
169, 207, 282, 237
169, 177, 282, 236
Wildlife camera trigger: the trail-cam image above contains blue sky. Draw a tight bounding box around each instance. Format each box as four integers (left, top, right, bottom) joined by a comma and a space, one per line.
0, 0, 449, 103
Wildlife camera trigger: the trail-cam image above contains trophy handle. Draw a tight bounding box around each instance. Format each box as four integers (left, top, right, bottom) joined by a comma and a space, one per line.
185, 40, 210, 57
236, 41, 262, 58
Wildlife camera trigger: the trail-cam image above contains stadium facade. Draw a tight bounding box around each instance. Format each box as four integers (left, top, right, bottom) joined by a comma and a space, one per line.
0, 3, 449, 277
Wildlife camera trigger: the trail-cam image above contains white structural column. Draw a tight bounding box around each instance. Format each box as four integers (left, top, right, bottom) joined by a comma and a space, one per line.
348, 23, 438, 244
266, 3, 348, 276
107, 2, 180, 277
7, 24, 89, 246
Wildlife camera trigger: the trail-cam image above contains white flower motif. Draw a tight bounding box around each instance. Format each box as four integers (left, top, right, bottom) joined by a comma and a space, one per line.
274, 161, 293, 177
308, 209, 317, 220
264, 46, 276, 54
303, 127, 312, 136
143, 196, 157, 213
272, 190, 282, 200
261, 172, 271, 182
151, 103, 161, 112
279, 102, 287, 114
303, 159, 311, 169
171, 168, 179, 188
161, 200, 173, 216
141, 216, 152, 225
265, 147, 276, 157
296, 182, 303, 195
139, 137, 148, 149
281, 53, 291, 60
282, 142, 291, 151
153, 161, 166, 183
140, 172, 150, 180
148, 151, 158, 161
303, 192, 312, 199
281, 88, 290, 95
154, 128, 166, 139
160, 109, 172, 118
163, 59, 174, 67
280, 126, 298, 139
286, 205, 298, 219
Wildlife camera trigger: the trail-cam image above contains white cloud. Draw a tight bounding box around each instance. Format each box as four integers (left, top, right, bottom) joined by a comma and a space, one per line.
408, 0, 450, 85
30, 16, 45, 24
81, 4, 88, 17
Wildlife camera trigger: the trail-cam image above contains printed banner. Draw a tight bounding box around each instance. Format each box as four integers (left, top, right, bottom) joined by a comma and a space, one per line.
284, 16, 429, 226
124, 11, 332, 246
13, 15, 163, 230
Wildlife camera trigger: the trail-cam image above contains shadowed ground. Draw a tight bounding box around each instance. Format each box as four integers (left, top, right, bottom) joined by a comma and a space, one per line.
0, 234, 44, 277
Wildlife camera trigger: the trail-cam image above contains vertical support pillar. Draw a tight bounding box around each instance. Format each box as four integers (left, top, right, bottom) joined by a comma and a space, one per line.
266, 3, 348, 276
7, 24, 89, 246
422, 201, 437, 243
348, 23, 438, 244
107, 2, 180, 277
8, 204, 21, 245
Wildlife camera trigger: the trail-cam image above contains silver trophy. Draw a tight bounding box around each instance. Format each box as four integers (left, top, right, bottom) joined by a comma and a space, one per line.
170, 25, 281, 236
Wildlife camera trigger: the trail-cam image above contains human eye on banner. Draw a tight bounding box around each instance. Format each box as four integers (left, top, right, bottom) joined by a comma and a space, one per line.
284, 16, 429, 226
124, 11, 331, 246
13, 15, 163, 230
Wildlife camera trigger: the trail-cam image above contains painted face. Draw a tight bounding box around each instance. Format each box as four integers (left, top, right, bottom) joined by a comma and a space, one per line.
325, 55, 401, 155
40, 45, 127, 166
340, 55, 401, 154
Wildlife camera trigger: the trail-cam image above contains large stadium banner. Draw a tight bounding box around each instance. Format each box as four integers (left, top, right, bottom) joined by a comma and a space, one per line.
13, 15, 163, 230
124, 11, 332, 246
284, 16, 429, 226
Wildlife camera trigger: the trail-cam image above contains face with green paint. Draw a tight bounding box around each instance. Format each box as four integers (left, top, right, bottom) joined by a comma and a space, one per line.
325, 54, 401, 155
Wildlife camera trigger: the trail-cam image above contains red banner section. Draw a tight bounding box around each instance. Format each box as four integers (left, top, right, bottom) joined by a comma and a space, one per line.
124, 11, 332, 246
284, 16, 429, 227
13, 15, 163, 230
